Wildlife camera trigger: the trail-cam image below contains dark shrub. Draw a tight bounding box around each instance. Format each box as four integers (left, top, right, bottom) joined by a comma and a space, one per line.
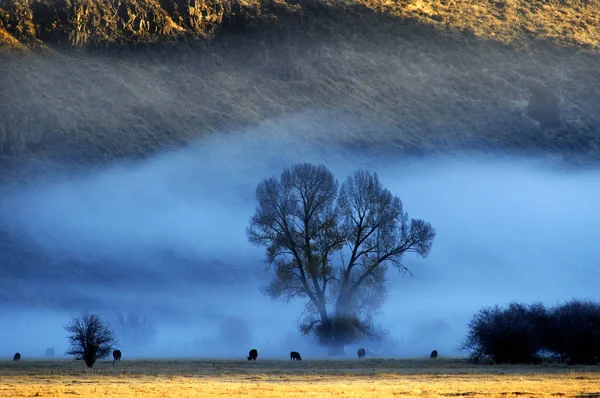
544, 299, 600, 364
526, 86, 561, 130
461, 302, 548, 364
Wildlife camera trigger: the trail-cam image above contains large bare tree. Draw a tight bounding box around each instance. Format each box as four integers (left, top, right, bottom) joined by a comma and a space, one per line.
247, 163, 435, 355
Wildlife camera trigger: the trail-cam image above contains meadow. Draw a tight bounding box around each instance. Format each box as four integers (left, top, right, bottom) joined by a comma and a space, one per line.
1, 358, 599, 397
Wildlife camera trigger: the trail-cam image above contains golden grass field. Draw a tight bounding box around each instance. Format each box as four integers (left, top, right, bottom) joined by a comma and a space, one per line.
1, 358, 599, 397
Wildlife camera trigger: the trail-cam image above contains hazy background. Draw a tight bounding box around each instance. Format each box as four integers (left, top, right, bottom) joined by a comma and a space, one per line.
0, 112, 598, 360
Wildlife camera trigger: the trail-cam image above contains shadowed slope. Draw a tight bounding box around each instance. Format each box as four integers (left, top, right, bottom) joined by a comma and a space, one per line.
0, 0, 599, 174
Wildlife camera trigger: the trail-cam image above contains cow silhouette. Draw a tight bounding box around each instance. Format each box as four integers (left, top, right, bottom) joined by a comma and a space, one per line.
13, 353, 21, 361
112, 349, 122, 365
430, 350, 438, 359
247, 349, 258, 361
357, 348, 366, 359
290, 351, 302, 361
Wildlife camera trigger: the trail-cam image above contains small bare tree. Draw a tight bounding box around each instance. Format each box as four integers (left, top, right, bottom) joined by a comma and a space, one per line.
247, 163, 436, 355
64, 313, 117, 368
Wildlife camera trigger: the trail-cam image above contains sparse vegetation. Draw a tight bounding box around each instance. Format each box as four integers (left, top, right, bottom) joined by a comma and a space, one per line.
64, 313, 118, 368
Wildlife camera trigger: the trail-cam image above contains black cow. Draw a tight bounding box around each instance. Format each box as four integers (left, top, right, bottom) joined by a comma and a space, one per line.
112, 349, 122, 365
247, 349, 258, 361
357, 348, 366, 359
290, 351, 302, 361
430, 350, 438, 359
13, 352, 21, 361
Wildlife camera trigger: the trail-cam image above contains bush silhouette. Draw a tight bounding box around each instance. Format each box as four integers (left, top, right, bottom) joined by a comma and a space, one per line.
463, 299, 600, 365
545, 299, 600, 364
462, 302, 548, 363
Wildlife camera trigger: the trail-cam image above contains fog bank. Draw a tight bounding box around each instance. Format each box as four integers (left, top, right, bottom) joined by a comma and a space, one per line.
1, 116, 598, 360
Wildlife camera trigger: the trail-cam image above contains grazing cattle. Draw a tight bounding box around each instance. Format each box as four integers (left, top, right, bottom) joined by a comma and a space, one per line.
44, 348, 55, 357
358, 348, 366, 359
247, 349, 258, 361
112, 349, 122, 365
430, 350, 438, 359
290, 351, 302, 361
13, 353, 21, 361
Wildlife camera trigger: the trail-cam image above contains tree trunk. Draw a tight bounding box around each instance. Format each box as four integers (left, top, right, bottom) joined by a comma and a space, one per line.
317, 315, 346, 356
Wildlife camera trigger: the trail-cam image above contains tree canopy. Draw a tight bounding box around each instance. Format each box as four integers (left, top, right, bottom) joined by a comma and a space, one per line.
247, 163, 435, 354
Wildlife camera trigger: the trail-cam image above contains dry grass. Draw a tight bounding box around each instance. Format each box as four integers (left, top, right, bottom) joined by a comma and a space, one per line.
1, 359, 599, 397
2, 1, 599, 50
0, 0, 599, 177
358, 0, 600, 50
0, 27, 25, 50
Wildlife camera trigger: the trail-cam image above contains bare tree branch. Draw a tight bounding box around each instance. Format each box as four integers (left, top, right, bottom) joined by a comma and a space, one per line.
247, 164, 436, 353
64, 313, 117, 368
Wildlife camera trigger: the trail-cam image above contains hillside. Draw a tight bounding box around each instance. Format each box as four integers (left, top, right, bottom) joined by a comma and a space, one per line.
1, 1, 599, 50
0, 0, 599, 180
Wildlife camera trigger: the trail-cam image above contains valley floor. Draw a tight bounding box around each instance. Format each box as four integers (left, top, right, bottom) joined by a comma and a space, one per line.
1, 359, 599, 397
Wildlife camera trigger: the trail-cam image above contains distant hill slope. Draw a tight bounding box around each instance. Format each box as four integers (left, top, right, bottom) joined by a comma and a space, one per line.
0, 1, 598, 50
0, 0, 599, 176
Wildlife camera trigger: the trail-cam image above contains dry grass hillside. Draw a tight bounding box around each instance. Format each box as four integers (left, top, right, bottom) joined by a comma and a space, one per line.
370, 0, 600, 50
1, 1, 599, 50
0, 0, 599, 178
